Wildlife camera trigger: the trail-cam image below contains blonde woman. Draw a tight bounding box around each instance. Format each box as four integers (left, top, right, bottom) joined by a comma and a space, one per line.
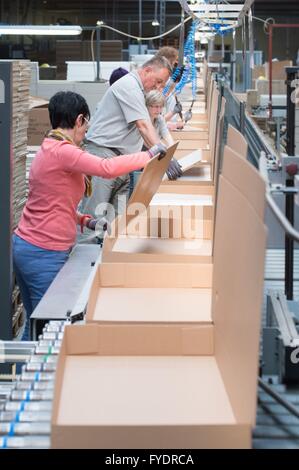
145, 90, 174, 145
145, 90, 182, 179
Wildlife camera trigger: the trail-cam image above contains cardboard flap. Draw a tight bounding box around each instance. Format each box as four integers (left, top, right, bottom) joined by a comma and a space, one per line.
60, 324, 214, 356
125, 142, 179, 226
212, 96, 226, 184
212, 176, 267, 424
103, 143, 178, 250
94, 262, 213, 288
226, 125, 248, 158
65, 324, 99, 354
221, 146, 266, 220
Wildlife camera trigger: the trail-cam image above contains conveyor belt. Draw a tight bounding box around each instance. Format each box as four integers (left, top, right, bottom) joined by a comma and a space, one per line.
1, 248, 299, 449
253, 249, 299, 449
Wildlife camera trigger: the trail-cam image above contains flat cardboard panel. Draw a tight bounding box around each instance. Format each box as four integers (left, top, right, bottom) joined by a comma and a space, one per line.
162, 150, 203, 180
89, 287, 212, 323
56, 356, 234, 425
170, 129, 208, 139
226, 125, 248, 158
212, 176, 267, 424
158, 184, 214, 195
221, 146, 265, 220
174, 147, 208, 159
123, 142, 179, 227
28, 107, 50, 145
177, 139, 208, 150
182, 165, 211, 179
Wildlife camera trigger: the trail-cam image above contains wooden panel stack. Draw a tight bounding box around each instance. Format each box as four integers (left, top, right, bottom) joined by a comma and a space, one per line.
11, 60, 30, 337
11, 60, 30, 231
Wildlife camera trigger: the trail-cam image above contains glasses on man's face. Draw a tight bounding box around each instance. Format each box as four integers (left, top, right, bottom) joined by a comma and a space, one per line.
83, 116, 90, 126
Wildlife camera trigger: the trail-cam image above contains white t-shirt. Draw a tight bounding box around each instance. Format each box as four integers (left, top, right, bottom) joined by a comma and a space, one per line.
86, 71, 150, 154
154, 115, 169, 140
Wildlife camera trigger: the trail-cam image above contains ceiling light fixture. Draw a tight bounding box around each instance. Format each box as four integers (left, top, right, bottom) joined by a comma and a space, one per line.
152, 0, 160, 27
0, 25, 82, 35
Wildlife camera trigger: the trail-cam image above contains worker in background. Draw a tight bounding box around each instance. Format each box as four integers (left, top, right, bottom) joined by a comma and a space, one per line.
109, 67, 129, 86
13, 91, 163, 341
155, 46, 184, 129
145, 90, 174, 147
78, 55, 182, 240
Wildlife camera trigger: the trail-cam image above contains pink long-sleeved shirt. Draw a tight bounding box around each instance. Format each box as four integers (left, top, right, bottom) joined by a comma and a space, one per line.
16, 138, 150, 250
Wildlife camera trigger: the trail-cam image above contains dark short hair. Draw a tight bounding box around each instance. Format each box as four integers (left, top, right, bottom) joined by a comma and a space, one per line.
109, 67, 129, 86
48, 91, 90, 129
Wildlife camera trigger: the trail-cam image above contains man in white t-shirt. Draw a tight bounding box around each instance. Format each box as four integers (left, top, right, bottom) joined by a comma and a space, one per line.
78, 56, 182, 240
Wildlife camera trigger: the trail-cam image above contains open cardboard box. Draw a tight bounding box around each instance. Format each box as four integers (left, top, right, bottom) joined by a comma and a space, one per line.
161, 95, 226, 197
148, 191, 213, 239
85, 262, 213, 339
102, 142, 213, 263
51, 147, 267, 449
172, 84, 219, 161
51, 324, 243, 449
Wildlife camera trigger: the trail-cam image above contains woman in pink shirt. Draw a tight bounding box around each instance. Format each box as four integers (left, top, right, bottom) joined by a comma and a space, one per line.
13, 91, 165, 340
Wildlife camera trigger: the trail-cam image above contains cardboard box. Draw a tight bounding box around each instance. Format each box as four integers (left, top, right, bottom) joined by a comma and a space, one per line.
28, 96, 50, 145
51, 324, 248, 449
85, 262, 213, 328
148, 192, 213, 239
265, 60, 293, 80
102, 142, 213, 264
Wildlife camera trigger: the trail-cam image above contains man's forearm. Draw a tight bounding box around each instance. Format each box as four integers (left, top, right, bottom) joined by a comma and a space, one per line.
164, 111, 174, 122
136, 119, 160, 148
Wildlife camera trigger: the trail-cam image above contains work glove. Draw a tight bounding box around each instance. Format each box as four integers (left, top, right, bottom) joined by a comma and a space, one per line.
166, 159, 183, 181
86, 217, 111, 236
184, 109, 193, 123
86, 218, 98, 231
147, 142, 167, 160
173, 101, 183, 115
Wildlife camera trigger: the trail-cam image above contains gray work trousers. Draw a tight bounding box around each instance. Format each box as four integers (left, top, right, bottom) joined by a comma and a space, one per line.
77, 142, 130, 243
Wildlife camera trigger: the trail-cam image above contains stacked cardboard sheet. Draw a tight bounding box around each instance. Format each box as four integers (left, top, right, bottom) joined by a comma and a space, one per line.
11, 60, 30, 230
